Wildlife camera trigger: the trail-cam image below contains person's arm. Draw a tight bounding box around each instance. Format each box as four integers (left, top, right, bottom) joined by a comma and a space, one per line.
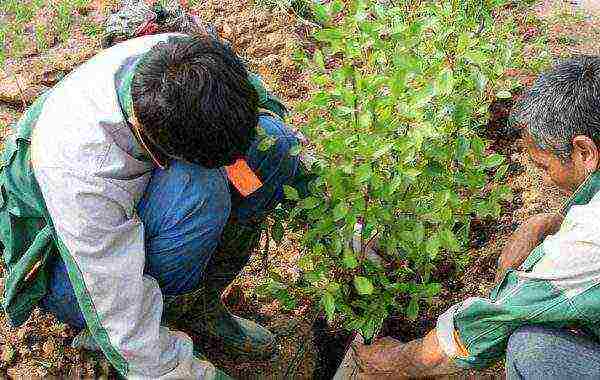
355, 330, 459, 379
34, 167, 213, 378
355, 206, 600, 378
495, 213, 563, 283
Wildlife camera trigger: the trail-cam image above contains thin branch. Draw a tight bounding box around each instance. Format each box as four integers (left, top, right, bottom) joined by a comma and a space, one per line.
350, 69, 359, 132
365, 230, 380, 251
262, 222, 270, 276
10, 73, 27, 110
360, 190, 370, 257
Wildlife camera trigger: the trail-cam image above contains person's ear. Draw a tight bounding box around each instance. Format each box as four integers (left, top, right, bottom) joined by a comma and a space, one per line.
572, 135, 599, 175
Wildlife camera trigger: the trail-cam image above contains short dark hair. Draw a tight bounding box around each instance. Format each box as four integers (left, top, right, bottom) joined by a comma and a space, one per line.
131, 35, 259, 168
513, 55, 600, 161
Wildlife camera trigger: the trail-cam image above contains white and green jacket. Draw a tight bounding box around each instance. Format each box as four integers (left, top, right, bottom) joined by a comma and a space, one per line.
0, 33, 284, 379
437, 172, 600, 369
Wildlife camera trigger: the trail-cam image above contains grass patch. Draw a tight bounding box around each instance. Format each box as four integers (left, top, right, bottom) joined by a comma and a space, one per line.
0, 0, 105, 63
253, 0, 315, 22
1, 0, 36, 24
81, 19, 103, 37
34, 23, 49, 52
54, 0, 75, 43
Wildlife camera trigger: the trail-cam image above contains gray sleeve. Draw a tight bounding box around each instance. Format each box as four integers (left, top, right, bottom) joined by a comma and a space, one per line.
34, 166, 212, 378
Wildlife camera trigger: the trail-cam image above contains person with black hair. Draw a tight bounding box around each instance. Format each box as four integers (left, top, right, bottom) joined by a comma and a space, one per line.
0, 33, 308, 379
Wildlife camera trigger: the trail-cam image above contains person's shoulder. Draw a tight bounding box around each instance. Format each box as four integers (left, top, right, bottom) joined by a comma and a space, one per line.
564, 190, 600, 230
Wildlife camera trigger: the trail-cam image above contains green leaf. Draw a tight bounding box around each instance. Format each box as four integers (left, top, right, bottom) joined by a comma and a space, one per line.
465, 50, 488, 66
361, 314, 383, 344
354, 276, 374, 295
373, 143, 393, 160
289, 144, 302, 156
283, 185, 300, 201
482, 153, 505, 168
331, 0, 344, 15
436, 68, 454, 95
388, 175, 404, 195
343, 248, 359, 269
494, 163, 509, 181
314, 49, 325, 70
455, 135, 470, 160
271, 221, 284, 244
322, 292, 336, 322
471, 136, 486, 156
424, 283, 442, 298
473, 71, 488, 93
297, 255, 314, 271
413, 222, 425, 245
440, 228, 461, 252
300, 197, 320, 210
404, 168, 421, 180
333, 201, 349, 221
496, 90, 512, 99
305, 270, 322, 284
355, 163, 372, 183
425, 236, 440, 259
312, 3, 330, 24
258, 137, 275, 152
406, 297, 419, 321
337, 106, 354, 116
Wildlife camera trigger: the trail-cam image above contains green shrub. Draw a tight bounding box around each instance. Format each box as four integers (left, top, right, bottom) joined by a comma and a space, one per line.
270, 0, 520, 341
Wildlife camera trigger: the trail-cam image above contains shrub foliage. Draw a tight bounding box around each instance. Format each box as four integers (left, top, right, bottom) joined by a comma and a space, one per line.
263, 0, 520, 341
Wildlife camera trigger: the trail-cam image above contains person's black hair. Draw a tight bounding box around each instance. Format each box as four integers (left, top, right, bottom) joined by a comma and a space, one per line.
513, 55, 600, 162
131, 34, 259, 168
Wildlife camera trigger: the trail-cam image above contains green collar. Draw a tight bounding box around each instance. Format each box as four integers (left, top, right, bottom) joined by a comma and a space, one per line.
115, 55, 149, 161
115, 55, 142, 121
562, 171, 600, 215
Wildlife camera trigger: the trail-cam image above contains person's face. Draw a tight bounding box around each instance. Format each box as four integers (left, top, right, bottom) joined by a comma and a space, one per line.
524, 132, 600, 195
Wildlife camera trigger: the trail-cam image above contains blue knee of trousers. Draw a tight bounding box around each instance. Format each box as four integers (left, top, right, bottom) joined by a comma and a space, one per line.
232, 114, 301, 225
137, 161, 231, 295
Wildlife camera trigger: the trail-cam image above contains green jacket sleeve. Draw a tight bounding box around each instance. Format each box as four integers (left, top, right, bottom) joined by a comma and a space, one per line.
247, 72, 288, 119
436, 189, 600, 369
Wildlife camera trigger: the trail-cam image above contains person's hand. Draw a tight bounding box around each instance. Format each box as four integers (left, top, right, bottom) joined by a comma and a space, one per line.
355, 337, 408, 379
495, 212, 563, 283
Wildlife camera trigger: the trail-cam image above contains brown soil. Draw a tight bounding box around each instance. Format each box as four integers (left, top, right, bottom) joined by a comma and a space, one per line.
0, 0, 598, 379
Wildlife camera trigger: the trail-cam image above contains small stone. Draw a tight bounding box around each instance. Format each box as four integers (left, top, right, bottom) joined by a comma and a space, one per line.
221, 23, 234, 40
42, 339, 56, 357
0, 71, 47, 107
7, 367, 19, 377
1, 344, 15, 365
15, 328, 27, 341
99, 358, 111, 377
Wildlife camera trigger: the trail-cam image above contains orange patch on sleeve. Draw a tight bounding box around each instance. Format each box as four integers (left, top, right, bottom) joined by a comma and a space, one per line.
225, 159, 263, 197
453, 330, 469, 358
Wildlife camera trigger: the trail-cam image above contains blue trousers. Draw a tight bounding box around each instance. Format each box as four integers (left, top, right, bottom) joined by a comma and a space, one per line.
40, 115, 303, 331
506, 325, 600, 379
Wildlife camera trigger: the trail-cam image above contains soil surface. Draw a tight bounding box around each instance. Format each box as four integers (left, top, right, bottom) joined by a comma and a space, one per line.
0, 0, 599, 379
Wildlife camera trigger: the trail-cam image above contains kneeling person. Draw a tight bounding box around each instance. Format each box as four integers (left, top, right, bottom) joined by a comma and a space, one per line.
1, 34, 307, 378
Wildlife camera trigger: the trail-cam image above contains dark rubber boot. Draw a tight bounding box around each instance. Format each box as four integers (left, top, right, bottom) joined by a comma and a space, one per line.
163, 222, 276, 361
